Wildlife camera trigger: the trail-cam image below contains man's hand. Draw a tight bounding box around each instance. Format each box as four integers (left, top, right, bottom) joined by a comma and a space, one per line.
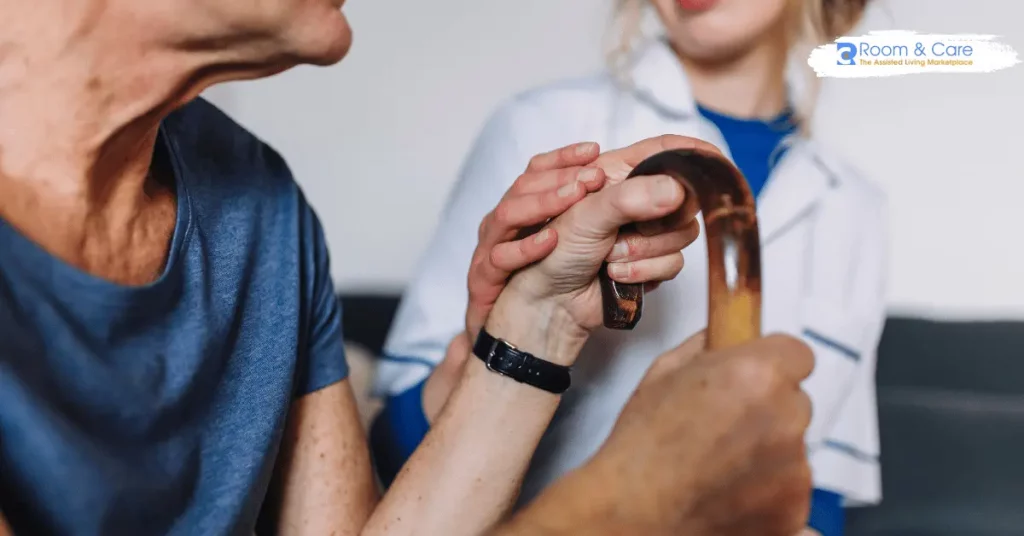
423, 141, 608, 420
425, 135, 712, 418
496, 333, 815, 536
0, 512, 12, 536
497, 135, 708, 334
464, 141, 608, 341
596, 332, 815, 534
468, 134, 715, 339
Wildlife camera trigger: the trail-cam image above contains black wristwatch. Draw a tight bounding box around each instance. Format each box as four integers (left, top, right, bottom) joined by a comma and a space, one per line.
472, 328, 572, 394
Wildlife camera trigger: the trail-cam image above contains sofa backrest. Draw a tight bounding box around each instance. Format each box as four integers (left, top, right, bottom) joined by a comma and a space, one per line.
846, 317, 1024, 536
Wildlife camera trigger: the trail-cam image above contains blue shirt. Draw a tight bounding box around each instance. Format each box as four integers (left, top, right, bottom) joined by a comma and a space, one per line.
371, 103, 845, 535
696, 103, 796, 199
0, 98, 349, 535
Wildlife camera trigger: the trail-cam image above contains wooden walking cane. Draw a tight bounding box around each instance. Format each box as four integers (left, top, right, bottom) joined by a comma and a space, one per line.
599, 148, 762, 350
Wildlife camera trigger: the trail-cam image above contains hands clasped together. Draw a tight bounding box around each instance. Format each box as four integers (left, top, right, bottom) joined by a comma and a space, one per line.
455, 136, 817, 535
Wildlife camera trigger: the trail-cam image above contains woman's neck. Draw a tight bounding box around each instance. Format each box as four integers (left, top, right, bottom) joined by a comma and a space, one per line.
673, 36, 790, 120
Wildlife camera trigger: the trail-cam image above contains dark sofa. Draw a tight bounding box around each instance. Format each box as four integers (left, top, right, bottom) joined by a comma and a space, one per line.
340, 295, 1024, 536
846, 318, 1024, 536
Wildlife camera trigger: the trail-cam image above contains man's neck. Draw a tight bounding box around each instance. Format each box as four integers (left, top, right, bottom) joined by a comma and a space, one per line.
0, 5, 198, 203
0, 1, 245, 282
676, 34, 790, 120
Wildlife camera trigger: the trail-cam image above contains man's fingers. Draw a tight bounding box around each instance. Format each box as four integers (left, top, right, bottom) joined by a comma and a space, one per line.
607, 252, 684, 284
646, 329, 707, 380
635, 190, 699, 236
525, 141, 601, 172
761, 334, 815, 383
606, 219, 700, 262
490, 228, 557, 273
756, 334, 816, 383
594, 135, 724, 182
677, 329, 708, 356
576, 174, 686, 237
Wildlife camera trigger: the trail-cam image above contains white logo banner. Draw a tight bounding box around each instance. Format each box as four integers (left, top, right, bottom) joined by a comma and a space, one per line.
808, 31, 1020, 78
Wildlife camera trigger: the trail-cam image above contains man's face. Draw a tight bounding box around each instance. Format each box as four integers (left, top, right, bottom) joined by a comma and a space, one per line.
181, 0, 354, 66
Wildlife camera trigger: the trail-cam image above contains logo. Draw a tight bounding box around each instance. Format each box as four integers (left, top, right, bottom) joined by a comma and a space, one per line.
809, 31, 1020, 78
837, 42, 857, 65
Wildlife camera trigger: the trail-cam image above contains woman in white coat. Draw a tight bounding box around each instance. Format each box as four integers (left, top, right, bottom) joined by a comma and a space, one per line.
370, 1, 886, 534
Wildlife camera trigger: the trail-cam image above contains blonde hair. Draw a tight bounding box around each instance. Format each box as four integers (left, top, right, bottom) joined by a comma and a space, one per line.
606, 0, 870, 133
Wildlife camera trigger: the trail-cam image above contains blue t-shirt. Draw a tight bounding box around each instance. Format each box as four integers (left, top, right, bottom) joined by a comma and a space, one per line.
696, 103, 796, 198
0, 98, 349, 535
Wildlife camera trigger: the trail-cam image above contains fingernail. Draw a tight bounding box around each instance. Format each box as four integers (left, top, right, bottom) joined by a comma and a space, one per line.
533, 228, 551, 243
608, 262, 630, 278
610, 240, 629, 260
578, 167, 600, 183
653, 176, 679, 207
557, 180, 578, 198
575, 142, 596, 157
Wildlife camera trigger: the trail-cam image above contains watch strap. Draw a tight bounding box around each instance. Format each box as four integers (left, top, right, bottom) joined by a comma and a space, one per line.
472, 329, 571, 394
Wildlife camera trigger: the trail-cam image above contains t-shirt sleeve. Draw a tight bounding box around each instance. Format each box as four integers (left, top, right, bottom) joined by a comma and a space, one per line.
296, 197, 349, 397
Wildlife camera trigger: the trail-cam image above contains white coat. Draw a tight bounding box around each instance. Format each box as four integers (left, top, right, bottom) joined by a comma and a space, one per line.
373, 38, 889, 506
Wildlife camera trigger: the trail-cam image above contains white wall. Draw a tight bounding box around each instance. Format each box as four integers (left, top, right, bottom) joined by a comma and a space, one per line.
206, 0, 1024, 320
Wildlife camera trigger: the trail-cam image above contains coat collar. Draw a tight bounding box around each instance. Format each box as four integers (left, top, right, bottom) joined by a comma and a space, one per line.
627, 38, 700, 119
621, 38, 842, 244
626, 38, 814, 121
757, 140, 838, 244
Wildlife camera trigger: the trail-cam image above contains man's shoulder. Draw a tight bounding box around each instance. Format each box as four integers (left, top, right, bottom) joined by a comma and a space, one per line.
162, 98, 327, 258
162, 97, 300, 199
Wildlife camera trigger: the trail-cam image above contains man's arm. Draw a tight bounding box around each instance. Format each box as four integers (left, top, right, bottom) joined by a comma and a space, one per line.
258, 191, 381, 535
263, 380, 379, 535
266, 299, 583, 536
369, 138, 609, 486
1, 512, 12, 536
362, 297, 588, 535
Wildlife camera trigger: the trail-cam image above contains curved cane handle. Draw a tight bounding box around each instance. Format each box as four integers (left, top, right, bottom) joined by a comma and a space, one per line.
599, 148, 763, 350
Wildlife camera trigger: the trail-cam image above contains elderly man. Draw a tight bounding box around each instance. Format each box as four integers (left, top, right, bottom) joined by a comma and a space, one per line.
0, 1, 814, 535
